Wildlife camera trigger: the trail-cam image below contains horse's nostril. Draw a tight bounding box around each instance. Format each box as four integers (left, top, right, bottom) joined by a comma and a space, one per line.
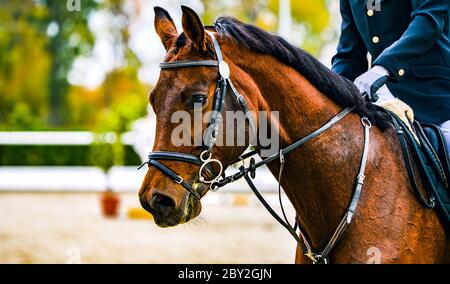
150, 193, 176, 213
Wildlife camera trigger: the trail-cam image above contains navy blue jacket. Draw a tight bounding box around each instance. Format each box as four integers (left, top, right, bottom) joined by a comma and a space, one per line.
332, 0, 450, 124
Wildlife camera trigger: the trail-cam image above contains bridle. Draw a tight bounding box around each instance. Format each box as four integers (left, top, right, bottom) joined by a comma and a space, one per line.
138, 30, 251, 199
139, 30, 372, 264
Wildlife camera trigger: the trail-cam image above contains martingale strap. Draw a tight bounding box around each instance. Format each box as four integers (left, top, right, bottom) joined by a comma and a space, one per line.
213, 109, 371, 264
213, 106, 357, 189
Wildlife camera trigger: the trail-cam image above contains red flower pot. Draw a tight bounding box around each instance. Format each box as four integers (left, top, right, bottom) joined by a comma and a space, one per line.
100, 189, 120, 217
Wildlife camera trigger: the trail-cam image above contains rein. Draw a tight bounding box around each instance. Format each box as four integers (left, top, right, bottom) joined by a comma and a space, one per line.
139, 31, 372, 264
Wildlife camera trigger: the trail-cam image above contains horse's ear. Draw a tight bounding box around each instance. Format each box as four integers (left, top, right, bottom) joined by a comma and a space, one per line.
154, 7, 178, 51
181, 5, 207, 51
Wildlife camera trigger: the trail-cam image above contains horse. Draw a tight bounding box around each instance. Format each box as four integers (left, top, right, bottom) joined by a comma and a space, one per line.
138, 6, 450, 264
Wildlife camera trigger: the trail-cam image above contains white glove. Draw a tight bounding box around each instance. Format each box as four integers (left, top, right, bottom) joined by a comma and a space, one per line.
372, 85, 396, 106
357, 67, 417, 140
374, 85, 416, 139
373, 84, 414, 123
354, 65, 390, 101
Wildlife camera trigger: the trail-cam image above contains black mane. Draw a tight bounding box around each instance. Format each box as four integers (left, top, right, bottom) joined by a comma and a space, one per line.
212, 17, 390, 129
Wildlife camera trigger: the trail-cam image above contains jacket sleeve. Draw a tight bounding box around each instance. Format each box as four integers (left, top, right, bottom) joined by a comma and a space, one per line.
331, 0, 369, 81
373, 0, 449, 81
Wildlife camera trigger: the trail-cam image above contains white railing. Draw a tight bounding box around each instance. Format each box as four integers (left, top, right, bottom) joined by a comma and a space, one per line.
0, 131, 137, 145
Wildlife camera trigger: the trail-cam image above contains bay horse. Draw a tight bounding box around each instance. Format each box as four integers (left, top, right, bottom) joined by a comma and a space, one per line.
139, 6, 450, 263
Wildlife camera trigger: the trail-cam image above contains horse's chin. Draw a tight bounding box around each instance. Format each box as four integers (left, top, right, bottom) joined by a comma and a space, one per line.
153, 196, 202, 228
180, 195, 202, 224
153, 217, 180, 228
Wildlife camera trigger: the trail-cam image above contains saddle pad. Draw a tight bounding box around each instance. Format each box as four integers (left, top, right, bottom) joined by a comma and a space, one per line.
420, 122, 450, 184
390, 114, 450, 231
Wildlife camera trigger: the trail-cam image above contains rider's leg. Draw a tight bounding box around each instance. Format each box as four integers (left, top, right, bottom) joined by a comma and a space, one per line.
440, 120, 450, 155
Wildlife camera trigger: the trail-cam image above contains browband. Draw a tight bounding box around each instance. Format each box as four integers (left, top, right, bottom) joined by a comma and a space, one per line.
160, 60, 219, 69
159, 30, 224, 71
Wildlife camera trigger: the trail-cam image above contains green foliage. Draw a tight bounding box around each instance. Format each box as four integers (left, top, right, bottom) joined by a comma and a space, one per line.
88, 135, 121, 172
65, 67, 148, 132
0, 0, 98, 127
268, 0, 331, 55
201, 0, 269, 26
43, 0, 98, 124
86, 67, 147, 172
0, 0, 331, 131
0, 1, 51, 128
267, 0, 330, 32
4, 103, 44, 130
200, 0, 332, 55
0, 0, 148, 131
95, 93, 147, 134
93, 68, 148, 133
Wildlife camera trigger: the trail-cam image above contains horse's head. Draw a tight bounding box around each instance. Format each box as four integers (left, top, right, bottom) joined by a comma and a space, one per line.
139, 6, 252, 227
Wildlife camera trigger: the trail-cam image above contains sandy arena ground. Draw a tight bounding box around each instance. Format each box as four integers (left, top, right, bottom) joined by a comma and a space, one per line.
0, 192, 296, 264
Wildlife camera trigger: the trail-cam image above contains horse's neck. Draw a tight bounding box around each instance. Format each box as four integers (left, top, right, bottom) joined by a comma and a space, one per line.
228, 49, 367, 248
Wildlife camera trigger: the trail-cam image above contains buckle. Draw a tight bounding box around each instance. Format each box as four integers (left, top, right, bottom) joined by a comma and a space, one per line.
361, 117, 372, 128
175, 176, 184, 184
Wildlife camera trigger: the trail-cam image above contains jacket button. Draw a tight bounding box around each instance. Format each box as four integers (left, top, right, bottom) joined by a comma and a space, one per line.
398, 69, 405, 76
372, 36, 380, 44
367, 9, 374, 16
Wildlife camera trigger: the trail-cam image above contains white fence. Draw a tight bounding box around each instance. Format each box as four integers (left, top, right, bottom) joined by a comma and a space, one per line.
0, 131, 136, 145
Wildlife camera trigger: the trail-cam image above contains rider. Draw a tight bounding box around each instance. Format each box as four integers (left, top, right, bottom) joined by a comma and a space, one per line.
332, 0, 450, 154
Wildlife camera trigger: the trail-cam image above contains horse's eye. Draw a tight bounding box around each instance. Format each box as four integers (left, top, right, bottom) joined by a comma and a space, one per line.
192, 95, 208, 108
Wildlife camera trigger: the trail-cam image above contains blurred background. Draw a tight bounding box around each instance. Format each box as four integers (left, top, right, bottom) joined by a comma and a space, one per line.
0, 0, 340, 263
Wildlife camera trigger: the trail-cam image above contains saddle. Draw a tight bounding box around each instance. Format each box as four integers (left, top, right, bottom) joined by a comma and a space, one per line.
390, 113, 450, 230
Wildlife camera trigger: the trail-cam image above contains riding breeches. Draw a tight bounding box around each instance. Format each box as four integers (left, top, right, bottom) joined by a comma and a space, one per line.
440, 120, 450, 155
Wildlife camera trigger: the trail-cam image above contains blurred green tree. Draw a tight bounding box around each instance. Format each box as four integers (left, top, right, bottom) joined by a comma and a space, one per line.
268, 0, 330, 32
42, 0, 98, 125
0, 0, 332, 131
268, 0, 331, 53
0, 1, 50, 129
0, 0, 97, 128
66, 0, 148, 133
200, 0, 331, 55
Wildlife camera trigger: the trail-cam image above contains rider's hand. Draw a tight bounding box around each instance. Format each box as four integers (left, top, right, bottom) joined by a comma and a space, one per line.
382, 97, 418, 142
373, 84, 414, 124
379, 92, 416, 140
374, 85, 417, 141
381, 97, 415, 125
370, 85, 395, 106
356, 67, 417, 140
354, 65, 390, 102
